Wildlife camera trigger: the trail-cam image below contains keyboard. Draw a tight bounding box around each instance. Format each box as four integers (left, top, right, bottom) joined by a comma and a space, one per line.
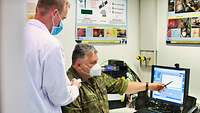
136, 108, 163, 113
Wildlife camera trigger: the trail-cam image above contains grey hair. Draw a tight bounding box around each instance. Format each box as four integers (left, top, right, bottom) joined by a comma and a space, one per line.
72, 44, 97, 65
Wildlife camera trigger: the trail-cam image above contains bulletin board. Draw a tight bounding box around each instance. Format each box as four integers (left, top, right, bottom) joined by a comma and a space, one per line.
75, 0, 128, 44
167, 0, 200, 44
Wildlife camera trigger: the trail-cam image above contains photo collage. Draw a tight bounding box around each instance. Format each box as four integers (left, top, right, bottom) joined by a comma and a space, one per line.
76, 0, 127, 44
77, 27, 127, 39
169, 0, 200, 13
167, 0, 200, 43
167, 17, 200, 38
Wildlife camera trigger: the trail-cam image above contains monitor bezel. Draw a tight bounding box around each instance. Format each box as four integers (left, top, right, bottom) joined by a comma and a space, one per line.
150, 65, 190, 106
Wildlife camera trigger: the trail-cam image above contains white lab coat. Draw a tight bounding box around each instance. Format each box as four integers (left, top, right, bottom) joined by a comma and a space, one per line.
24, 19, 79, 113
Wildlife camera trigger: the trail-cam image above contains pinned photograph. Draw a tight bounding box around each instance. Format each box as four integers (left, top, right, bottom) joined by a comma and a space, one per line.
77, 28, 86, 37
191, 17, 200, 28
117, 29, 127, 38
93, 29, 104, 37
175, 0, 200, 13
168, 0, 175, 12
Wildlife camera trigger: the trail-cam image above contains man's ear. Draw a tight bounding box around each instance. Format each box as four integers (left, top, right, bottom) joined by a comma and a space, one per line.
51, 9, 59, 17
75, 59, 82, 67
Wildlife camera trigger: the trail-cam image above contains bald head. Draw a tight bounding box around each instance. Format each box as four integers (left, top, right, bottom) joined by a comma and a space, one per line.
36, 0, 68, 16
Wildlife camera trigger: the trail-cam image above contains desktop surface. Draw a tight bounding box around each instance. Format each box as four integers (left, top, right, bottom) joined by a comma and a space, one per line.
135, 106, 199, 113
109, 107, 136, 113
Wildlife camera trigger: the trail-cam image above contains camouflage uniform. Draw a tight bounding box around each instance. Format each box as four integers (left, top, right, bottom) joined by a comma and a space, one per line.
61, 67, 129, 113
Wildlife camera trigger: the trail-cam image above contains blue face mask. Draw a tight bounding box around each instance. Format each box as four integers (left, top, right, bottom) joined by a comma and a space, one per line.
51, 20, 64, 36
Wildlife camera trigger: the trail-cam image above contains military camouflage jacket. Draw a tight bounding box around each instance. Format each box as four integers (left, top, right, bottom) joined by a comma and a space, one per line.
61, 67, 129, 113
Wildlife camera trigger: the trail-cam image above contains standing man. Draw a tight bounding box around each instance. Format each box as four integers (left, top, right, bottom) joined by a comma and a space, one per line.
24, 0, 81, 113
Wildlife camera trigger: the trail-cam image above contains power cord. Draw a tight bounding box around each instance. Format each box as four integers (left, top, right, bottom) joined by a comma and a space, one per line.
197, 103, 200, 113
126, 63, 141, 82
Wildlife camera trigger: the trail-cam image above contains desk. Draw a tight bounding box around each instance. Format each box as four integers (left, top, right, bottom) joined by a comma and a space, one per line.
109, 106, 199, 113
109, 107, 136, 113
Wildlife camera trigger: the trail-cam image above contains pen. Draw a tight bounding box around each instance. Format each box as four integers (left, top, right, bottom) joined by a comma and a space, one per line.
164, 81, 173, 87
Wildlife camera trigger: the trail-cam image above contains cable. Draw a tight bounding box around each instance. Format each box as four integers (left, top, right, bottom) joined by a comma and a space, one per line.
180, 105, 183, 113
126, 63, 141, 82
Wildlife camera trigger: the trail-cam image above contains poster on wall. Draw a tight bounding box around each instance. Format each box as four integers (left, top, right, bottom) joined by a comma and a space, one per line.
76, 0, 128, 44
167, 0, 200, 44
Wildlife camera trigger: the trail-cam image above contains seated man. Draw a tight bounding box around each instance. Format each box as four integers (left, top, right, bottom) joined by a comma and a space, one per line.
62, 44, 165, 113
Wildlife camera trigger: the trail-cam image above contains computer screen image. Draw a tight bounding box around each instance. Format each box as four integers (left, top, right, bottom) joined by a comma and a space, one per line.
150, 65, 190, 105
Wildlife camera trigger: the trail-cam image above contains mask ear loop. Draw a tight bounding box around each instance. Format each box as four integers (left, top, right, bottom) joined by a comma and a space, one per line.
51, 9, 62, 27
57, 13, 63, 26
51, 15, 56, 27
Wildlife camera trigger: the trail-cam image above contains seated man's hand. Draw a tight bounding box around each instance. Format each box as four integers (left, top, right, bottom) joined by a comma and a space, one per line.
71, 78, 82, 88
149, 83, 165, 91
76, 64, 90, 80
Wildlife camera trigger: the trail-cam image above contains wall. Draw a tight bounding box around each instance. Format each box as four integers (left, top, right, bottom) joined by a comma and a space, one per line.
139, 0, 157, 50
139, 0, 157, 81
157, 0, 200, 102
58, 0, 140, 72
0, 0, 27, 113
139, 0, 200, 103
0, 0, 2, 111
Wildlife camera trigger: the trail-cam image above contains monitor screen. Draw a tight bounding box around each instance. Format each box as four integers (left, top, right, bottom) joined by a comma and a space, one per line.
150, 65, 190, 105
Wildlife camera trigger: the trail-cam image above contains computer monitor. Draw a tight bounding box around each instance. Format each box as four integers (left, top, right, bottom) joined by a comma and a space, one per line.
150, 65, 190, 106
